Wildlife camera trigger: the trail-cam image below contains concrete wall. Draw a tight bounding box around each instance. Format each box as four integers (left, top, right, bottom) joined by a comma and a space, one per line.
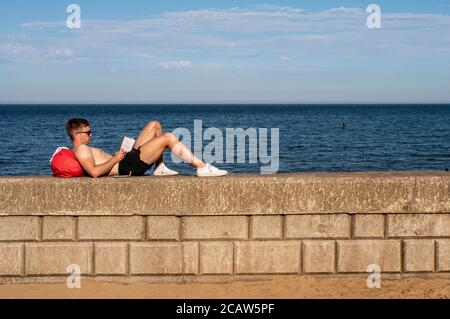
0, 172, 449, 283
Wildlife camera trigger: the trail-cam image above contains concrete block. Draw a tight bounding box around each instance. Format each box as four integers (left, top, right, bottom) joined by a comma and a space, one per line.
404, 240, 435, 272
95, 243, 128, 275
25, 243, 93, 275
182, 216, 248, 240
0, 217, 39, 241
337, 240, 401, 273
0, 243, 23, 275
388, 214, 450, 237
303, 241, 335, 273
286, 214, 350, 238
129, 242, 198, 275
42, 217, 75, 241
251, 215, 282, 239
200, 242, 233, 275
235, 241, 300, 274
147, 216, 180, 240
354, 214, 385, 238
437, 239, 450, 271
78, 216, 144, 240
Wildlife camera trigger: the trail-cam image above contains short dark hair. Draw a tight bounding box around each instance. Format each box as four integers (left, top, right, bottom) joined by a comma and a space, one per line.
66, 118, 90, 140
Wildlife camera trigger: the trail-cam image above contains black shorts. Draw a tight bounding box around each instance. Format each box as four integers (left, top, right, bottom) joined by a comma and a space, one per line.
118, 147, 154, 176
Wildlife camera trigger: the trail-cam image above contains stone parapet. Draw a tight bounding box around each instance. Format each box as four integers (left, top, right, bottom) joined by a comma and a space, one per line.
0, 172, 448, 282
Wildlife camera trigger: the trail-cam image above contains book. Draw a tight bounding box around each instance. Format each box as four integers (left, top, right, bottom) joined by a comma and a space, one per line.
120, 136, 135, 153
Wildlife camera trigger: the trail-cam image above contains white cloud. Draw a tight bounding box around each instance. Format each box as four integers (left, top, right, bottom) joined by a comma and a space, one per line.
0, 43, 40, 57
230, 49, 260, 58
253, 4, 304, 14
280, 56, 291, 60
6, 4, 450, 64
131, 53, 153, 58
20, 21, 65, 28
158, 60, 192, 69
47, 48, 74, 58
163, 5, 305, 21
0, 43, 74, 61
326, 7, 364, 14
19, 4, 314, 34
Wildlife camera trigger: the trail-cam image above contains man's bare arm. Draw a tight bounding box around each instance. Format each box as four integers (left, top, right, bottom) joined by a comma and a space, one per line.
74, 145, 125, 178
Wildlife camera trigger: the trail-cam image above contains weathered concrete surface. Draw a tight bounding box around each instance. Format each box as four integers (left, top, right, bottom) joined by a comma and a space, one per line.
0, 172, 448, 216
0, 172, 449, 286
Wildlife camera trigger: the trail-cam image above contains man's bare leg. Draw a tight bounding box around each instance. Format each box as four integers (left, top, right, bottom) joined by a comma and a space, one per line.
134, 121, 164, 167
137, 132, 206, 169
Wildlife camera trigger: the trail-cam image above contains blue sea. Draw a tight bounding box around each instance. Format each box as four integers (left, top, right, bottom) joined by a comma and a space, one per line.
0, 104, 449, 176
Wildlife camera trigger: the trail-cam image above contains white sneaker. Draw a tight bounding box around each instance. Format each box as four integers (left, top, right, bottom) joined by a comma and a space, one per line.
152, 162, 179, 176
196, 163, 228, 177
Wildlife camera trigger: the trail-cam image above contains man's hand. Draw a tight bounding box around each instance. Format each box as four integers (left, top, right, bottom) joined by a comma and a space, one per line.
113, 149, 127, 163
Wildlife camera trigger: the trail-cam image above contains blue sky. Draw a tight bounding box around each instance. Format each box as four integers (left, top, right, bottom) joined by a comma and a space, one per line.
1, 0, 450, 103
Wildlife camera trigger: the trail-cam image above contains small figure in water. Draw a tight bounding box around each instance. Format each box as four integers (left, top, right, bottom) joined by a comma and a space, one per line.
341, 121, 347, 129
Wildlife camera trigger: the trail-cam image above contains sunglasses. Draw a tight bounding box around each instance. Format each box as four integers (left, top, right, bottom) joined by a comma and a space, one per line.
77, 130, 92, 136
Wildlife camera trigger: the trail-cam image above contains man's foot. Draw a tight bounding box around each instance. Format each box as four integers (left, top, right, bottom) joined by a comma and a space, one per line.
196, 163, 228, 177
153, 162, 179, 176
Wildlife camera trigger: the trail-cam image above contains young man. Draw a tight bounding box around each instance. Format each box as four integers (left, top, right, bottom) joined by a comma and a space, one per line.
66, 118, 227, 177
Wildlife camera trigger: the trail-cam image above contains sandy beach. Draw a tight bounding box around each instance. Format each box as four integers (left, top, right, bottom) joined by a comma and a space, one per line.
1, 276, 449, 299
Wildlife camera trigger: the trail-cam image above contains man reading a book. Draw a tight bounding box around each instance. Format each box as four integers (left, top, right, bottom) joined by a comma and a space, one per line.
66, 118, 227, 177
